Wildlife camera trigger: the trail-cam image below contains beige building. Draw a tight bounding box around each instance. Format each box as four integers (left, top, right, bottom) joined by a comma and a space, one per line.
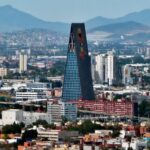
19, 51, 27, 73
37, 128, 79, 141
0, 67, 7, 77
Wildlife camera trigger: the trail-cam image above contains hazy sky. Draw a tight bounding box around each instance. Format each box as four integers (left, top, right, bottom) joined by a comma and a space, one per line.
0, 0, 150, 22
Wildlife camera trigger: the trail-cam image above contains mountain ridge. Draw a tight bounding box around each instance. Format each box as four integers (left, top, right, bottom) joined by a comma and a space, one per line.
0, 5, 150, 34
0, 5, 69, 33
86, 9, 150, 29
89, 21, 150, 34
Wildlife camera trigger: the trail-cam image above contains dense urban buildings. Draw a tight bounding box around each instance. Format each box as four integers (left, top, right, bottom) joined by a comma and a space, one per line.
62, 23, 95, 101
0, 14, 150, 150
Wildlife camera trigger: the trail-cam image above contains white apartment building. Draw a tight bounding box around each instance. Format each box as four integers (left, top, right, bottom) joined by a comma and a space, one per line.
107, 52, 117, 86
16, 91, 46, 101
90, 53, 96, 83
23, 112, 51, 126
94, 51, 117, 86
0, 67, 7, 78
19, 51, 27, 73
95, 54, 106, 84
146, 48, 150, 59
2, 109, 23, 125
1, 103, 77, 126
1, 109, 51, 126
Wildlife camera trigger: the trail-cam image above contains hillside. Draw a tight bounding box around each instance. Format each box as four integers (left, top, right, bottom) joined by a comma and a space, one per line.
89, 21, 150, 34
0, 5, 69, 33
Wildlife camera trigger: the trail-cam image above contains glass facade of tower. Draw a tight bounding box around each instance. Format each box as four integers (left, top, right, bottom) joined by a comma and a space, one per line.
62, 23, 95, 101
63, 52, 81, 100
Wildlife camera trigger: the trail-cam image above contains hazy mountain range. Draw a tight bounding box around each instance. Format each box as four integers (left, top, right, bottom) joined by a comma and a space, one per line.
0, 5, 69, 33
89, 21, 150, 34
86, 9, 150, 29
1, 5, 150, 41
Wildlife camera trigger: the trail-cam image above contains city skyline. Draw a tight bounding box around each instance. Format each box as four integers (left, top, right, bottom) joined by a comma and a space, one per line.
0, 0, 150, 22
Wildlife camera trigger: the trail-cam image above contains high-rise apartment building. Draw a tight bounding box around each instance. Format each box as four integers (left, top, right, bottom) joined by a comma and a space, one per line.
62, 23, 95, 101
146, 48, 150, 59
90, 53, 96, 83
107, 51, 117, 86
122, 64, 133, 85
95, 51, 117, 86
19, 51, 27, 73
95, 54, 107, 84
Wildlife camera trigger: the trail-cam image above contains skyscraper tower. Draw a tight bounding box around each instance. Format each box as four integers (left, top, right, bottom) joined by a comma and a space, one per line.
62, 23, 95, 101
107, 51, 117, 86
95, 54, 107, 84
19, 50, 27, 73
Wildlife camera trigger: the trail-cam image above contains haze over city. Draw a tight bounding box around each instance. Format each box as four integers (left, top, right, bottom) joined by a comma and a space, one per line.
0, 1, 150, 150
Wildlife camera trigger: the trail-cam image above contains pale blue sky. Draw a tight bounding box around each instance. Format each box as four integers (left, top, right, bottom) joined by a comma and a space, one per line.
0, 0, 150, 22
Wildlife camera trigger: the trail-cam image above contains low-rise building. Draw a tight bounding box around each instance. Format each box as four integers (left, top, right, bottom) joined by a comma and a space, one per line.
122, 138, 149, 150
16, 91, 46, 101
1, 109, 51, 126
2, 109, 23, 125
0, 67, 7, 77
26, 82, 51, 91
37, 127, 79, 141
23, 112, 51, 126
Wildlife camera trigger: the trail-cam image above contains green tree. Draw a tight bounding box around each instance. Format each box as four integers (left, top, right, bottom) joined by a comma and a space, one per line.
125, 135, 132, 149
112, 130, 120, 138
61, 116, 68, 126
33, 119, 48, 126
67, 120, 102, 135
22, 130, 37, 141
32, 119, 56, 129
128, 147, 133, 150
2, 123, 24, 134
139, 100, 150, 117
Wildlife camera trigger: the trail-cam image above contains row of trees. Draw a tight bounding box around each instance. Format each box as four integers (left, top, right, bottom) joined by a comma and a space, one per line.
1, 122, 38, 143
1, 119, 57, 135
32, 120, 56, 129
67, 120, 121, 137
2, 123, 25, 134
